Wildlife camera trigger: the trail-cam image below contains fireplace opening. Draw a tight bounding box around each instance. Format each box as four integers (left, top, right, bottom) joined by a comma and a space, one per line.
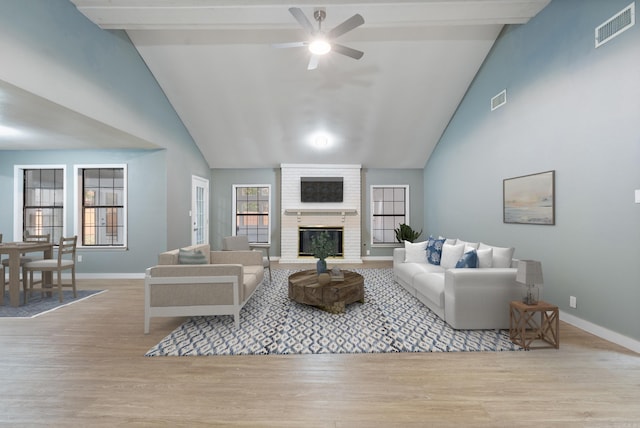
298, 226, 343, 257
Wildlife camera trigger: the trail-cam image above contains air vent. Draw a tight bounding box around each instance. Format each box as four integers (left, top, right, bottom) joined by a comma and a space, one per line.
491, 89, 507, 111
595, 2, 635, 48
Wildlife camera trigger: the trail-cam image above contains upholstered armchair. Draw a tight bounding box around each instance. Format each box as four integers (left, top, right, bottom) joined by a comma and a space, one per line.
222, 235, 272, 283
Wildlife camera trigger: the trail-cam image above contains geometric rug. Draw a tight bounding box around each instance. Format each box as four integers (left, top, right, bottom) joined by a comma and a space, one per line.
145, 269, 521, 356
0, 290, 106, 318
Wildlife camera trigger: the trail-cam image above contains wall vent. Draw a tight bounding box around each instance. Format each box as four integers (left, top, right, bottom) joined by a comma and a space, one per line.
491, 89, 507, 111
595, 2, 635, 48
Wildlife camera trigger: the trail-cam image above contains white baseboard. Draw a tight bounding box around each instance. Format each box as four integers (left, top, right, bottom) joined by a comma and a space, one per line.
361, 256, 393, 262
560, 310, 640, 354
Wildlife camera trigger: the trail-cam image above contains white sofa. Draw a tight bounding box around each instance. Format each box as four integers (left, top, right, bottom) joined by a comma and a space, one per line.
144, 244, 264, 333
393, 238, 524, 330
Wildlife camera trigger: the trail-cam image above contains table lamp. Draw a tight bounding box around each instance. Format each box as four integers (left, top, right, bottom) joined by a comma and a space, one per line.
516, 260, 543, 305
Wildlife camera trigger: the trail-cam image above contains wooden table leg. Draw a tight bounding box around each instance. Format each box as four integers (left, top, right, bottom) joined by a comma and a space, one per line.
8, 251, 21, 307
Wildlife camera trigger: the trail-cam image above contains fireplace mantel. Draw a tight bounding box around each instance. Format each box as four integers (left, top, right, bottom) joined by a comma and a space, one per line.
284, 208, 358, 222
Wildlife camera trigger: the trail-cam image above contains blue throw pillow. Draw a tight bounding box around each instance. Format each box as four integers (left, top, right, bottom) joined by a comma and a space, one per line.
426, 236, 446, 265
455, 250, 478, 268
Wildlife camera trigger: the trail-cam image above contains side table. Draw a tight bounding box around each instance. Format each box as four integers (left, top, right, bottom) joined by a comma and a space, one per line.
509, 300, 559, 350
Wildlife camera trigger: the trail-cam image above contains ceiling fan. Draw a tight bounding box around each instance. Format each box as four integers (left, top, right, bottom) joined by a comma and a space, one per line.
274, 7, 365, 70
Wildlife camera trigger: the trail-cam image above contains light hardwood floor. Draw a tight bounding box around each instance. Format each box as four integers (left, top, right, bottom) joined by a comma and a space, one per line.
1, 262, 639, 427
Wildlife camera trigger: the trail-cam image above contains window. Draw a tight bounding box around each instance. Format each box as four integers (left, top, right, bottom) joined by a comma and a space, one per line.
371, 185, 409, 245
22, 168, 65, 243
76, 165, 127, 248
233, 185, 270, 244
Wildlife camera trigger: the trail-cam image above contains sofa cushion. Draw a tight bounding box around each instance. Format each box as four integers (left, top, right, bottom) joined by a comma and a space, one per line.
455, 250, 478, 268
394, 260, 444, 287
404, 240, 428, 263
476, 248, 493, 268
413, 272, 445, 308
440, 243, 465, 268
178, 248, 208, 264
426, 236, 446, 265
479, 243, 515, 268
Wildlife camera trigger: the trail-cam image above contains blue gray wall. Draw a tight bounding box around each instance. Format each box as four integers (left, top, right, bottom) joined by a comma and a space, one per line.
0, 0, 210, 272
425, 0, 640, 342
0, 150, 166, 273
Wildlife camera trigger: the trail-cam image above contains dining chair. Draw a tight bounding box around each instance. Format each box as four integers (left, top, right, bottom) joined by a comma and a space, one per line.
0, 232, 51, 304
222, 235, 272, 283
24, 236, 77, 303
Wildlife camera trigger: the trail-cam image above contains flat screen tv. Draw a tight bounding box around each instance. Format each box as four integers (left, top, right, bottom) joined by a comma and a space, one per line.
300, 177, 343, 203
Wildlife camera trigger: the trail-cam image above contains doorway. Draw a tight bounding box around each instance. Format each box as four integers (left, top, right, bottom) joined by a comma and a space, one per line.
191, 175, 209, 245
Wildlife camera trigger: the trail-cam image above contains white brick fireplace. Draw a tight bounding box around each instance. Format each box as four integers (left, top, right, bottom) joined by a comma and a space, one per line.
280, 164, 362, 264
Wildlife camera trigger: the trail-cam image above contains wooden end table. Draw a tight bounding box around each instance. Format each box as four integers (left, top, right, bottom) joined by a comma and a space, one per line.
509, 300, 559, 350
288, 270, 364, 313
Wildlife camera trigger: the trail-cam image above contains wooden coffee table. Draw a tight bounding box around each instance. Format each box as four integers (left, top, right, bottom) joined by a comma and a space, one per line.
288, 270, 364, 314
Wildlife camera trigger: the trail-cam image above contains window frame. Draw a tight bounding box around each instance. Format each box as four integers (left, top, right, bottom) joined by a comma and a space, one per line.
231, 184, 271, 245
74, 164, 128, 250
370, 184, 410, 247
13, 165, 67, 243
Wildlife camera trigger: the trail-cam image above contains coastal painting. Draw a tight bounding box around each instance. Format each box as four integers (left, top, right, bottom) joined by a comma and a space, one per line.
503, 170, 555, 225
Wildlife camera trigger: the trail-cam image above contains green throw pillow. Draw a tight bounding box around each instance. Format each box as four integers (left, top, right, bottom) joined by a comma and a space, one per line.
178, 248, 208, 264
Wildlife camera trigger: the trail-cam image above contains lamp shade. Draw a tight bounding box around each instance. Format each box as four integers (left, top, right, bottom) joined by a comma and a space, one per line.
516, 260, 543, 285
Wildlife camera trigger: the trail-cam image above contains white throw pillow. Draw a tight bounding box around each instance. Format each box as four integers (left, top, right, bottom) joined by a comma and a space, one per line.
457, 240, 479, 250
441, 236, 457, 246
476, 248, 493, 268
479, 243, 515, 268
440, 243, 465, 268
464, 244, 478, 254
404, 240, 428, 263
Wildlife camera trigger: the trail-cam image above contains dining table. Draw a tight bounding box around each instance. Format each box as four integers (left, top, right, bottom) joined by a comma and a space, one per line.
1, 241, 54, 307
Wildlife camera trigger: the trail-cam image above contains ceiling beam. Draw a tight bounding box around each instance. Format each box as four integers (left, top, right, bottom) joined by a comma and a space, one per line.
71, 0, 551, 30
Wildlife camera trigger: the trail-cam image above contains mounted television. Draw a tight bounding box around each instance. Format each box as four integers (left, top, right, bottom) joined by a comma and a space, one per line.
301, 177, 343, 203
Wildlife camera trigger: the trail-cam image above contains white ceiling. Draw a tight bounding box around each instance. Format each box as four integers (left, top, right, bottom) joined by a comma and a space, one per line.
2, 0, 551, 169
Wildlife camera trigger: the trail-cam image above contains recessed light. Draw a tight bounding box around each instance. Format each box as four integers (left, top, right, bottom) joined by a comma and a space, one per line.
314, 135, 329, 147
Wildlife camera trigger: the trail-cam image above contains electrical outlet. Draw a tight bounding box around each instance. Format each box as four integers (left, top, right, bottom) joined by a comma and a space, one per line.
78, 255, 83, 262
366, 249, 370, 255
569, 296, 577, 308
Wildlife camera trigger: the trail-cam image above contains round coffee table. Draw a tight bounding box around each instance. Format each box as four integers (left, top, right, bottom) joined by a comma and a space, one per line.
288, 270, 364, 314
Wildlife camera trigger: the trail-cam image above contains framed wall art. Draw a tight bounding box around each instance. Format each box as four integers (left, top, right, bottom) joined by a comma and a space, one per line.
503, 170, 555, 225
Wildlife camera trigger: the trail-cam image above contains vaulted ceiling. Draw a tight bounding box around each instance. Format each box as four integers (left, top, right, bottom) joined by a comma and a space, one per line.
2, 1, 551, 168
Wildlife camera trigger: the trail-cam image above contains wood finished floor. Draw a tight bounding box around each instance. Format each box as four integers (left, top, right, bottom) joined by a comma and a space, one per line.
1, 262, 639, 427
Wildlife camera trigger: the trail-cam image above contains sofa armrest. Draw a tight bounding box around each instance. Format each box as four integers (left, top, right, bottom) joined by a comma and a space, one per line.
144, 265, 245, 333
443, 268, 522, 330
393, 248, 406, 267
147, 264, 242, 278
210, 250, 262, 267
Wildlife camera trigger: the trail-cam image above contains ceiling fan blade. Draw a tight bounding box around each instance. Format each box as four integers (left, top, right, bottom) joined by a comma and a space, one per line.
307, 54, 319, 70
327, 14, 364, 39
331, 43, 364, 60
288, 7, 315, 36
272, 42, 307, 49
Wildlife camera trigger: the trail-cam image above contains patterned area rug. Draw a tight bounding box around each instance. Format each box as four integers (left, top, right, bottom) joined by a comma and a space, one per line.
146, 269, 521, 356
0, 290, 106, 318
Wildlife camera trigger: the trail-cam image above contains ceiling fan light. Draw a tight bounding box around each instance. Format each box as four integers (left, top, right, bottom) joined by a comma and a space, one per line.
309, 38, 331, 55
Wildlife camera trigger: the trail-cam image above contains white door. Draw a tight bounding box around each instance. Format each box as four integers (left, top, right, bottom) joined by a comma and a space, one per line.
191, 175, 209, 245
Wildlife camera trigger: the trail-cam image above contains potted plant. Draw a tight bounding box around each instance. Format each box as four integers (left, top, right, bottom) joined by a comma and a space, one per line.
310, 231, 336, 274
394, 223, 423, 243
